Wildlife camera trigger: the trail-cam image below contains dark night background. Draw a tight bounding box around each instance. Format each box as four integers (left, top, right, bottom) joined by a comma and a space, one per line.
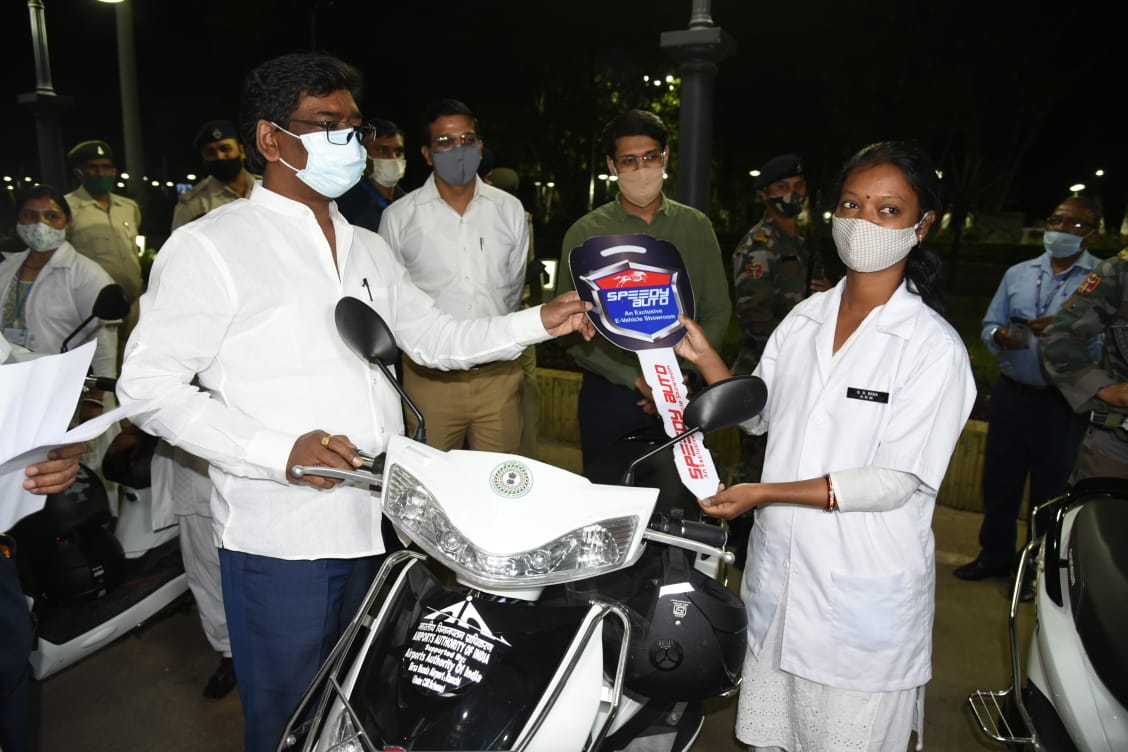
2, 0, 1125, 246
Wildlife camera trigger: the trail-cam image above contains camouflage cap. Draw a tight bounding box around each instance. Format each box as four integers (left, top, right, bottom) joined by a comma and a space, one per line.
67, 140, 114, 168
193, 119, 238, 150
753, 153, 804, 190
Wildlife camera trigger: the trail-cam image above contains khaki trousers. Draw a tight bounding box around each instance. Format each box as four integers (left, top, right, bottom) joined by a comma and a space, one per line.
402, 357, 524, 452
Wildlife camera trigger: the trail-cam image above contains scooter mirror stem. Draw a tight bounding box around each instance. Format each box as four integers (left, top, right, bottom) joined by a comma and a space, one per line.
334, 296, 426, 443
61, 283, 131, 353
621, 426, 703, 486
369, 358, 426, 443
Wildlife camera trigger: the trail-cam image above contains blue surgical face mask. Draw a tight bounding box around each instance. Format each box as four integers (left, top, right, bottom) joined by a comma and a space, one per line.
430, 146, 481, 186
1042, 230, 1086, 259
272, 123, 366, 198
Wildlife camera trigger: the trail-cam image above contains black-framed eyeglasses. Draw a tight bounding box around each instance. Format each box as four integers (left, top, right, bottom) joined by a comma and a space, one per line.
430, 132, 479, 151
284, 119, 376, 146
1045, 215, 1094, 233
614, 150, 666, 171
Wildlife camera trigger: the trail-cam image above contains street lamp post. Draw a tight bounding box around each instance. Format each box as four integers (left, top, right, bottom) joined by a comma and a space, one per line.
98, 0, 146, 211
660, 0, 735, 213
17, 0, 73, 191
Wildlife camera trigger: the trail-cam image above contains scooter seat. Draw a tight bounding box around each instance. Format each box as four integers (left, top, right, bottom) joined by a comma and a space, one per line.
1067, 497, 1128, 709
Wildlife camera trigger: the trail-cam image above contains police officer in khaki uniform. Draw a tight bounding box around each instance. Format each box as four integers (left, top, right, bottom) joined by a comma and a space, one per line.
1042, 247, 1128, 482
730, 154, 831, 486
171, 120, 257, 231
64, 139, 143, 353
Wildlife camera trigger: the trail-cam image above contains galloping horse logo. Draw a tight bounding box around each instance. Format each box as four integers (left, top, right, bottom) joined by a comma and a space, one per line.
613, 270, 650, 287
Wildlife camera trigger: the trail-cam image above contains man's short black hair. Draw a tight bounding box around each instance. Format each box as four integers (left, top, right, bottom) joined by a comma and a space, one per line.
238, 52, 364, 173
1057, 195, 1101, 226
600, 110, 667, 160
419, 99, 478, 147
366, 117, 404, 141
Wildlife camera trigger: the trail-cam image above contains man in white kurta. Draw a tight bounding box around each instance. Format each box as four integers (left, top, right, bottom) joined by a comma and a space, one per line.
114, 53, 592, 752
118, 186, 553, 566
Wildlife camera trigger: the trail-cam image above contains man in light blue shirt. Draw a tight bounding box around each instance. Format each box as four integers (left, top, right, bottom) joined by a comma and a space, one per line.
955, 196, 1102, 585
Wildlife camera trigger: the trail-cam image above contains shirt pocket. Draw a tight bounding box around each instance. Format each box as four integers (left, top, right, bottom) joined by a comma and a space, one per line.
829, 570, 910, 652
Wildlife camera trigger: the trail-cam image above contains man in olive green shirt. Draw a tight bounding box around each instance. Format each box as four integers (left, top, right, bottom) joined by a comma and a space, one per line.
555, 109, 731, 476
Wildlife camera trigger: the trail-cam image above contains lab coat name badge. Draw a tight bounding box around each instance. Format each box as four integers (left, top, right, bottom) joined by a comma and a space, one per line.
569, 234, 719, 499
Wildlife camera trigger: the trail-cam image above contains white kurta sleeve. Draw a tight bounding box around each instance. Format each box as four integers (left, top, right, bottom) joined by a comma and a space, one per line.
116, 231, 296, 483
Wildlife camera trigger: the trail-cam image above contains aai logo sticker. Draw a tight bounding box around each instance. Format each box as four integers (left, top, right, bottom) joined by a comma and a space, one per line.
490, 461, 533, 498
569, 233, 694, 351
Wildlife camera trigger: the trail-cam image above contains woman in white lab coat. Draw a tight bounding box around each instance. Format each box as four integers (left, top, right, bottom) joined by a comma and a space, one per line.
677, 141, 977, 752
0, 185, 118, 421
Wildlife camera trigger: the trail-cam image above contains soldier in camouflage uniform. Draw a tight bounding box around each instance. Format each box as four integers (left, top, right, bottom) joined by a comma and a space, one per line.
730, 154, 831, 484
1042, 248, 1128, 482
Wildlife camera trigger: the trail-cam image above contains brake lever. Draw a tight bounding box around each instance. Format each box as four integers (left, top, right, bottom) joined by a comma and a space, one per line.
642, 529, 736, 565
291, 464, 383, 493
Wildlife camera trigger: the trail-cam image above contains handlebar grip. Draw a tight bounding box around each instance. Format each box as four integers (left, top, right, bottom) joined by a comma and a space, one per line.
648, 514, 727, 548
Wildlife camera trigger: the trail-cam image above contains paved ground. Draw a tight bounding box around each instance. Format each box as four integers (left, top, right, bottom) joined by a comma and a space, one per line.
29, 502, 1032, 752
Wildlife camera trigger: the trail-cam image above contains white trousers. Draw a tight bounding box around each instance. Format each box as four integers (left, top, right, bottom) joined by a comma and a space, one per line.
178, 510, 229, 656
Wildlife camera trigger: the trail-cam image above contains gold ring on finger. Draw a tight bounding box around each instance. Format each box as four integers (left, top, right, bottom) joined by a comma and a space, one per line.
321, 434, 332, 447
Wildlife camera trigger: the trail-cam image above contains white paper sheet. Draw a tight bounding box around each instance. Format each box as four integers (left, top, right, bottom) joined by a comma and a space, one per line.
0, 342, 153, 530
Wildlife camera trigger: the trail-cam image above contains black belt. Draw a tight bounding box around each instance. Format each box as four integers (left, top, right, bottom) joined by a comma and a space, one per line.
407, 359, 516, 378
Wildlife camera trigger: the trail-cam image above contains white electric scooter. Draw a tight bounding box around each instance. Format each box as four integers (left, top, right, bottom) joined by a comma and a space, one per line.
276, 297, 766, 752
5, 283, 190, 679
968, 476, 1128, 751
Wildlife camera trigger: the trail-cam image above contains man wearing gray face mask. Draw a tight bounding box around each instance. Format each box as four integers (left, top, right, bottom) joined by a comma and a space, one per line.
378, 99, 531, 453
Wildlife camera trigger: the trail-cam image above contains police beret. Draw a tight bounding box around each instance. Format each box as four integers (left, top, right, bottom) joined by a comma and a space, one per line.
753, 153, 804, 190
193, 119, 238, 150
67, 140, 114, 167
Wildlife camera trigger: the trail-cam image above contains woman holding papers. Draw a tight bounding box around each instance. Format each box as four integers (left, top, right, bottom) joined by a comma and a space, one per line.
0, 185, 117, 422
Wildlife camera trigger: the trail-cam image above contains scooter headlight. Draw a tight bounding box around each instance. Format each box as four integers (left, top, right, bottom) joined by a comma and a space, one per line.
383, 464, 638, 588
